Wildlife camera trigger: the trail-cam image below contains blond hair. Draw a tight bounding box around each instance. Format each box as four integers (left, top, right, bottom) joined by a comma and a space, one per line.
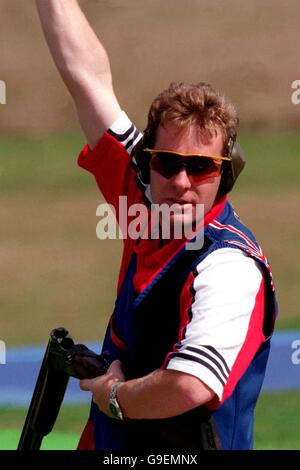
144, 82, 238, 153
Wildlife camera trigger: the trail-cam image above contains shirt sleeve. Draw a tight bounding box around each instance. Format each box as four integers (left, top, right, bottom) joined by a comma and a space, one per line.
77, 111, 145, 211
164, 247, 266, 405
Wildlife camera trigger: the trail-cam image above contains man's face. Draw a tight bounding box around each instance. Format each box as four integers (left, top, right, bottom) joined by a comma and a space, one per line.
149, 123, 224, 233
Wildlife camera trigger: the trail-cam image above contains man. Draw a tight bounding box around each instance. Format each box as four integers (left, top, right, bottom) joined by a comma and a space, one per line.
36, 0, 277, 450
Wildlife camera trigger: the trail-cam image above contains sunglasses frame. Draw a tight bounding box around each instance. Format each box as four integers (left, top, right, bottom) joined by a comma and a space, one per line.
143, 148, 231, 162
144, 148, 231, 181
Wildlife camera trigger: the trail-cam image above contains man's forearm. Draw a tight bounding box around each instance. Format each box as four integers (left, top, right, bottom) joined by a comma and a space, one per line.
81, 362, 215, 420
36, 0, 121, 146
36, 0, 111, 89
118, 369, 215, 419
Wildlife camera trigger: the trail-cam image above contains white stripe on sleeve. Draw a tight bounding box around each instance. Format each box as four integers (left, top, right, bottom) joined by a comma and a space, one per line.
108, 111, 143, 158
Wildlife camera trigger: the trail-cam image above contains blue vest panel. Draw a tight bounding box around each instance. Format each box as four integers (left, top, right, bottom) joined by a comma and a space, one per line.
89, 202, 277, 450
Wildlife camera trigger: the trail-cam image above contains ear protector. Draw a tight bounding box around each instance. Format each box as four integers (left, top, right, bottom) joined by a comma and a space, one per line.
219, 128, 246, 194
134, 127, 246, 195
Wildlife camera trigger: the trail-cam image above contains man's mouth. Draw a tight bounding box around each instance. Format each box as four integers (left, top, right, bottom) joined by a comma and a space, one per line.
165, 198, 193, 206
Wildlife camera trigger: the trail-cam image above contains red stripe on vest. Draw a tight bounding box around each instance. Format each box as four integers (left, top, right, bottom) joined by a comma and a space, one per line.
77, 420, 95, 450
109, 317, 126, 350
207, 276, 266, 410
161, 270, 196, 367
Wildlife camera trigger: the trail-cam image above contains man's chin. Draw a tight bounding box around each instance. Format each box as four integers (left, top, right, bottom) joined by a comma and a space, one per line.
160, 214, 199, 240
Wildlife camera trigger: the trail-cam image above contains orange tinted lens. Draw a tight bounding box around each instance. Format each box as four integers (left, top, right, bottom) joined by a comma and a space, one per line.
150, 152, 220, 180
187, 157, 220, 181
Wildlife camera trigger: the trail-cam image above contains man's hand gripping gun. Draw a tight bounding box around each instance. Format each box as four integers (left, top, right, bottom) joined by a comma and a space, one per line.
17, 327, 109, 450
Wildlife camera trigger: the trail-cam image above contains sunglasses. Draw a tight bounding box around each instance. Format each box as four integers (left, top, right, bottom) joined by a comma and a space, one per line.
144, 149, 231, 182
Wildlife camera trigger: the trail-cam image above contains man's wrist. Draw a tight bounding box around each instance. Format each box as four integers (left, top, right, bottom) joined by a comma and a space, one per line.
109, 381, 125, 420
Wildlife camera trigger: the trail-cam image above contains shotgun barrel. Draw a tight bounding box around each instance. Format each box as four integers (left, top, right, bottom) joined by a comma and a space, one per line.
17, 327, 109, 450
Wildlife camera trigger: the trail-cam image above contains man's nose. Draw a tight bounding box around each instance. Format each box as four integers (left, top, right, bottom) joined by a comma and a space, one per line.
171, 168, 192, 190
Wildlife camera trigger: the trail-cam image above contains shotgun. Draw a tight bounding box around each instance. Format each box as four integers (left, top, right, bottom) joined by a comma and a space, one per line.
17, 327, 109, 450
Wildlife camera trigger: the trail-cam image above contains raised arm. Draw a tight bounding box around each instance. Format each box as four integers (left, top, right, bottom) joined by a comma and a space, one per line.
36, 0, 122, 148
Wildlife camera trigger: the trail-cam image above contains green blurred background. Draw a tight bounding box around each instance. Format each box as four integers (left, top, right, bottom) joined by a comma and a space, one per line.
0, 0, 300, 450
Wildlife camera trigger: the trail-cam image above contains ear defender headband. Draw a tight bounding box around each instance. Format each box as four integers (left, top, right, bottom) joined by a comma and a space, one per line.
220, 128, 246, 194
134, 127, 246, 195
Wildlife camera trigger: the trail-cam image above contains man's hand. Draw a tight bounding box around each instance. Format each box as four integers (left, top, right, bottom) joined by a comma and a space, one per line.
36, 0, 121, 148
80, 361, 215, 420
80, 360, 125, 417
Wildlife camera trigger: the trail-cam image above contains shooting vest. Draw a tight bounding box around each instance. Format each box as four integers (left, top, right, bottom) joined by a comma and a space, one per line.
85, 201, 277, 450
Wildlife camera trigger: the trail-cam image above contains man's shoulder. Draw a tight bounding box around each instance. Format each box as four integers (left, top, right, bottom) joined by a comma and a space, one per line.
107, 111, 143, 156
195, 246, 263, 286
206, 201, 262, 254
